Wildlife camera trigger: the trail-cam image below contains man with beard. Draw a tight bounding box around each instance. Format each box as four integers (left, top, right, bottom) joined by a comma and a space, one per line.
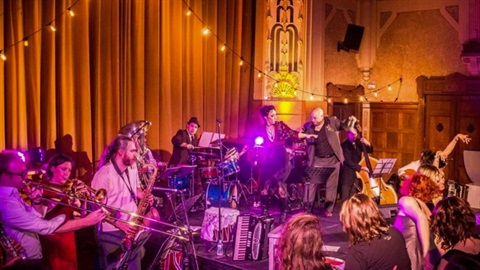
92, 135, 150, 270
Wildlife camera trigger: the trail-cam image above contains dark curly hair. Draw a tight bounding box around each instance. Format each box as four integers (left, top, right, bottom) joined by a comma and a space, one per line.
45, 154, 73, 179
340, 193, 390, 246
276, 213, 331, 270
430, 196, 478, 251
259, 105, 275, 118
399, 173, 441, 202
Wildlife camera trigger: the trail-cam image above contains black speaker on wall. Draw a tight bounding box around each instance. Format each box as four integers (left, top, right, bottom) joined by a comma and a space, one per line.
337, 24, 365, 52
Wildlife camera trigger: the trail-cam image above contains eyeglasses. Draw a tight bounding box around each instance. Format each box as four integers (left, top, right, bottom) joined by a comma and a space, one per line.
1, 170, 28, 179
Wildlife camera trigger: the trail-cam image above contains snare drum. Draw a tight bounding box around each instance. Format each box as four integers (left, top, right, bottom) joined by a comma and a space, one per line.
168, 175, 190, 190
205, 181, 238, 208
217, 160, 240, 177
200, 167, 218, 179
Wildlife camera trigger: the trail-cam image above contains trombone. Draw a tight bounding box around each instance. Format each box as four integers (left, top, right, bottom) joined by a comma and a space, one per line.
22, 179, 190, 240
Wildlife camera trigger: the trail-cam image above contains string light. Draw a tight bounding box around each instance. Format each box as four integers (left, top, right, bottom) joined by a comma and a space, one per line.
343, 98, 348, 104
202, 27, 210, 35
387, 85, 392, 91
239, 58, 244, 66
49, 24, 56, 32
327, 98, 332, 103
374, 91, 378, 97
220, 44, 226, 52
310, 94, 314, 100
257, 72, 262, 78
359, 96, 364, 101
67, 8, 75, 17
186, 8, 192, 16
0, 0, 82, 60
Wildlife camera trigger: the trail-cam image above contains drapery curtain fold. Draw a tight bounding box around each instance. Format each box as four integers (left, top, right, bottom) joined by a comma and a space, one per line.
1, 0, 255, 172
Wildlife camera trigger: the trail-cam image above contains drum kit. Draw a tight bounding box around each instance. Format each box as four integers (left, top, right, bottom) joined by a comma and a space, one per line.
188, 146, 246, 209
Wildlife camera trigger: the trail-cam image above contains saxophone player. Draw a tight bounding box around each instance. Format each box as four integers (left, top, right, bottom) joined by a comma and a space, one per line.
92, 135, 154, 270
0, 150, 106, 268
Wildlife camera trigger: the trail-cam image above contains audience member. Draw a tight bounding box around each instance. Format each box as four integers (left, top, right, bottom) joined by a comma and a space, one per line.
430, 196, 480, 270
340, 193, 411, 270
276, 213, 332, 270
393, 174, 442, 270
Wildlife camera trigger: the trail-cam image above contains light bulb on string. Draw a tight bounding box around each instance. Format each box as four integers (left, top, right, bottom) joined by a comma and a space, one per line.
359, 96, 364, 102
220, 44, 226, 52
388, 85, 392, 91
327, 97, 332, 103
23, 39, 29, 47
374, 91, 378, 97
239, 58, 244, 66
0, 51, 6, 61
294, 90, 297, 96
310, 94, 314, 100
67, 8, 75, 17
343, 98, 348, 104
257, 72, 262, 78
186, 8, 192, 16
49, 24, 56, 32
202, 28, 210, 35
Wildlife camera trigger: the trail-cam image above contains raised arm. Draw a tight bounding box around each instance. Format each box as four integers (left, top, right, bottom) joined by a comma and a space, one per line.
438, 133, 471, 160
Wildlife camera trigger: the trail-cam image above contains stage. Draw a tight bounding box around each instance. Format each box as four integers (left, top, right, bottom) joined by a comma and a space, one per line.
142, 192, 352, 270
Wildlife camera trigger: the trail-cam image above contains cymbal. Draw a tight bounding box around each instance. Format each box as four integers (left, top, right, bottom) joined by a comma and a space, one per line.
190, 152, 219, 158
118, 120, 152, 137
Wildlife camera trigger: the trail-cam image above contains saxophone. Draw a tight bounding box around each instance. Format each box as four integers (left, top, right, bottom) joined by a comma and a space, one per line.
115, 164, 158, 269
0, 224, 25, 267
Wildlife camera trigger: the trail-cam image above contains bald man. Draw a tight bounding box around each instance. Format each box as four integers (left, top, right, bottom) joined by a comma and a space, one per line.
298, 108, 357, 217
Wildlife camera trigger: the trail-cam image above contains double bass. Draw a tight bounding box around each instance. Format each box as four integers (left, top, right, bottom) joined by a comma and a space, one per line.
353, 123, 398, 205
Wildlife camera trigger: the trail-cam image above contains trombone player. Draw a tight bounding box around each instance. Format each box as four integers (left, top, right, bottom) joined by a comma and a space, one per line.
0, 150, 106, 268
92, 135, 154, 270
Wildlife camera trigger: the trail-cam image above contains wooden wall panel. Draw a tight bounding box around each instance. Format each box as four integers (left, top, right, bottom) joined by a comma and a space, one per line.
369, 103, 420, 178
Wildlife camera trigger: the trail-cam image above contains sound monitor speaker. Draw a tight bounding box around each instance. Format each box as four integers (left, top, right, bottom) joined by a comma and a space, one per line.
337, 24, 364, 52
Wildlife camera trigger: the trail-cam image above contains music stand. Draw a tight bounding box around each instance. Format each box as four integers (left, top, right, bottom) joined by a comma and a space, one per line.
303, 166, 335, 210
372, 158, 397, 176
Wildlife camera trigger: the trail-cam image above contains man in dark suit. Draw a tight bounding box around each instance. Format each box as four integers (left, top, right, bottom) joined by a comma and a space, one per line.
298, 107, 356, 217
168, 117, 200, 167
340, 128, 373, 202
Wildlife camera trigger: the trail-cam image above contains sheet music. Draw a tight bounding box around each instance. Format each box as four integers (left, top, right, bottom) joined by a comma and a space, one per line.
198, 131, 226, 147
372, 158, 397, 175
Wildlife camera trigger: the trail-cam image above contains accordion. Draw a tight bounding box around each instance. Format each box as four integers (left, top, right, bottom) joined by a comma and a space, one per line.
232, 215, 274, 261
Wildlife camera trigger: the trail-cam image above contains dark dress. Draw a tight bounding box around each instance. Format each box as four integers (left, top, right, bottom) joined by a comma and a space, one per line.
345, 227, 411, 270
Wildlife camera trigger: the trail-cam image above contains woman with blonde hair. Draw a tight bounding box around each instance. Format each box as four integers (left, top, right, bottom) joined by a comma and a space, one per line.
394, 173, 442, 269
276, 213, 332, 270
340, 193, 410, 270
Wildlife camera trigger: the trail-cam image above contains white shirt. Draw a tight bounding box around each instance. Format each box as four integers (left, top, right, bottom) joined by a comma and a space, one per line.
0, 187, 65, 259
397, 160, 421, 176
92, 163, 139, 232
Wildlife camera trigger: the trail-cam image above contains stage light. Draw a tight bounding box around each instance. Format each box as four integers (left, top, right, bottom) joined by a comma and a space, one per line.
254, 137, 264, 146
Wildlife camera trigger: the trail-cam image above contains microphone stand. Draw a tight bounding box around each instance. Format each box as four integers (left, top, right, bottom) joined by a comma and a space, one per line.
208, 118, 224, 255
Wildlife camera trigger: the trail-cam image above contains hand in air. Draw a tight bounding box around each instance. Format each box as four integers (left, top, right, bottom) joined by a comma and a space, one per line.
457, 134, 472, 144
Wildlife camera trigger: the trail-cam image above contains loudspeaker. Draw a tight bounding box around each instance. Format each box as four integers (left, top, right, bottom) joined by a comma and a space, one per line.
337, 24, 364, 52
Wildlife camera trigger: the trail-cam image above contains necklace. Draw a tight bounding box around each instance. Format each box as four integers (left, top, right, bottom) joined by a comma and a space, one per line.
266, 126, 275, 142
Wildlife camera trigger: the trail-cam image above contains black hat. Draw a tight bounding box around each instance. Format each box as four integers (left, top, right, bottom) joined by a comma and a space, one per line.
187, 117, 200, 127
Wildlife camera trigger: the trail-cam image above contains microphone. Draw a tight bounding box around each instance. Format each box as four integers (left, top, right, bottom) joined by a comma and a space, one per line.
216, 118, 222, 124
